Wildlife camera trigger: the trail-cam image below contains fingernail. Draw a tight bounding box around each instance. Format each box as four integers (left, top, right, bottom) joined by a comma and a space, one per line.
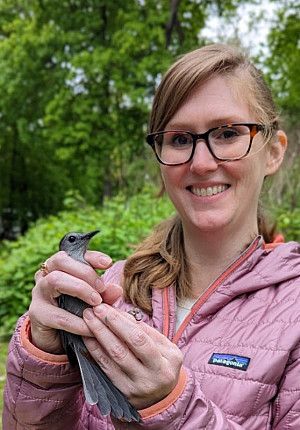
94, 304, 108, 315
84, 308, 94, 320
91, 291, 102, 305
99, 256, 112, 266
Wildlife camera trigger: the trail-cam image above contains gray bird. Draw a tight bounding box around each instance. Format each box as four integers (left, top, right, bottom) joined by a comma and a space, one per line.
58, 230, 141, 422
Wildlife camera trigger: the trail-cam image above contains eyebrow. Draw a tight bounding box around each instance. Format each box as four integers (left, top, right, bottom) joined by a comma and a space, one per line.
166, 118, 249, 130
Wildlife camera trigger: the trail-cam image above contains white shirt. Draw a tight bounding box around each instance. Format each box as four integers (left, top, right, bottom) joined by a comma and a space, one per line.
176, 297, 198, 330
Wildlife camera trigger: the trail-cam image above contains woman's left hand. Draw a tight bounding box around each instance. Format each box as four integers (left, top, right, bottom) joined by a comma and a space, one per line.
83, 303, 183, 410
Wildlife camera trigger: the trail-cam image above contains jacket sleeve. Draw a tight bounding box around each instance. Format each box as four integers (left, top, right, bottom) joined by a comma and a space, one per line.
2, 313, 85, 430
272, 341, 300, 429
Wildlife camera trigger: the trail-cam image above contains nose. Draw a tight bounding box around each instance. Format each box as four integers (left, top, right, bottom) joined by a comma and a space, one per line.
189, 139, 219, 174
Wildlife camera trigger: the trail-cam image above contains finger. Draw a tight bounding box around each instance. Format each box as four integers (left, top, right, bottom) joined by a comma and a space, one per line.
83, 308, 142, 378
29, 301, 93, 338
46, 251, 106, 294
35, 271, 103, 307
83, 250, 113, 270
111, 306, 169, 345
83, 307, 183, 409
89, 305, 162, 370
82, 335, 133, 394
98, 305, 182, 368
35, 268, 45, 282
101, 283, 123, 305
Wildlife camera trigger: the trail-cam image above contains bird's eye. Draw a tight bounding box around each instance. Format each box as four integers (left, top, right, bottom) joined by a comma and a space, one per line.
68, 235, 76, 243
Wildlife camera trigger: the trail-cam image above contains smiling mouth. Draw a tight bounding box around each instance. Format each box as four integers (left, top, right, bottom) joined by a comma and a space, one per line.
189, 185, 230, 197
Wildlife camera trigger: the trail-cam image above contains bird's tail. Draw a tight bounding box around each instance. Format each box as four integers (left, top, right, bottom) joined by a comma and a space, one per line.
73, 342, 141, 422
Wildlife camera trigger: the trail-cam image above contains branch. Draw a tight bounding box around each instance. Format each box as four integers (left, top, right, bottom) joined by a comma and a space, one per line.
165, 0, 184, 47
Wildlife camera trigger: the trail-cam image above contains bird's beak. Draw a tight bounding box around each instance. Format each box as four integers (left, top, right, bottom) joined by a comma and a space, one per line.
85, 230, 100, 239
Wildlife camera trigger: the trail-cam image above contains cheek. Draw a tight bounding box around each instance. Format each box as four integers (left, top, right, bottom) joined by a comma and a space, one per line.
160, 166, 184, 189
228, 159, 266, 195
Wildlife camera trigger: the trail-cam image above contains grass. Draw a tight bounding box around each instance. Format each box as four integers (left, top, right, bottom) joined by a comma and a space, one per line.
0, 338, 9, 428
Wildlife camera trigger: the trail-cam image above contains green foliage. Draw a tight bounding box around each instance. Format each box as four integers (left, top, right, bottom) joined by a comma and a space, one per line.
0, 0, 244, 239
0, 186, 174, 336
262, 1, 300, 211
265, 1, 300, 124
276, 208, 300, 242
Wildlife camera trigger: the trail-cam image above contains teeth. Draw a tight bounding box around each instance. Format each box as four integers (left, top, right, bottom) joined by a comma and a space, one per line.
191, 185, 228, 197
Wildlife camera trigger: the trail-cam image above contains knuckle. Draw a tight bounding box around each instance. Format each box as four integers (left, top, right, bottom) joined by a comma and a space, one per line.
96, 354, 111, 369
106, 309, 118, 322
169, 343, 183, 361
163, 368, 176, 385
52, 251, 68, 268
110, 343, 128, 361
172, 353, 183, 369
85, 338, 99, 353
34, 269, 42, 280
28, 302, 37, 318
176, 352, 183, 367
160, 361, 179, 385
77, 262, 91, 278
56, 313, 71, 330
130, 328, 147, 347
46, 270, 61, 288
93, 323, 106, 336
31, 283, 39, 298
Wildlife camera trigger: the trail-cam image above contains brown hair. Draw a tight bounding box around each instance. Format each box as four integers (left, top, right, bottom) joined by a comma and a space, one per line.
123, 44, 280, 314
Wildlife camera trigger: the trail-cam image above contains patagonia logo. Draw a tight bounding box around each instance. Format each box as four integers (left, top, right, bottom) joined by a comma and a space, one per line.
208, 353, 250, 371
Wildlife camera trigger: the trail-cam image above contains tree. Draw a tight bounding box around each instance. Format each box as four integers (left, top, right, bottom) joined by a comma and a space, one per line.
0, 0, 244, 238
265, 1, 300, 124
263, 0, 300, 211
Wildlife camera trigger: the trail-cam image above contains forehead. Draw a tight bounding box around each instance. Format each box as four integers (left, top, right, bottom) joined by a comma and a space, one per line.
166, 75, 254, 130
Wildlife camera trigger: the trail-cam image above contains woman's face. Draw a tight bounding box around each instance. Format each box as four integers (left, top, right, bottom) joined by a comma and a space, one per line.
160, 75, 284, 239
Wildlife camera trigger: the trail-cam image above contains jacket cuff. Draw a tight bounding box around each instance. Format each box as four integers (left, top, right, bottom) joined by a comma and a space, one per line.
139, 367, 188, 420
20, 316, 69, 365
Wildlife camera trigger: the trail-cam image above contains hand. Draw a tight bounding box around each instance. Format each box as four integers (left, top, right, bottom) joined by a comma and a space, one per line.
83, 304, 183, 410
29, 251, 122, 354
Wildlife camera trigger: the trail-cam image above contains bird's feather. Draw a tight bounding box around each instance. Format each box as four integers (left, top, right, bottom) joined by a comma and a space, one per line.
58, 231, 141, 422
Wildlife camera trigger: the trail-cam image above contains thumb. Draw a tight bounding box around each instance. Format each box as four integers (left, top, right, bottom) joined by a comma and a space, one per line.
101, 283, 123, 305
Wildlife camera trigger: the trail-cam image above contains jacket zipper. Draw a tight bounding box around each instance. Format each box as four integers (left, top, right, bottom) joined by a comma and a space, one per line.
163, 236, 263, 344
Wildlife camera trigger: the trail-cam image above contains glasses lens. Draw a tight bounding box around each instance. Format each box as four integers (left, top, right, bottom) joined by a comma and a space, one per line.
154, 132, 193, 165
209, 125, 251, 160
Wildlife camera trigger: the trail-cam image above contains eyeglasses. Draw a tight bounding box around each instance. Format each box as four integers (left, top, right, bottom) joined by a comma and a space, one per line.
146, 123, 266, 166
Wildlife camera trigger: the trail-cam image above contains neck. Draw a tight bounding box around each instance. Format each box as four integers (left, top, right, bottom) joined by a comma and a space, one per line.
182, 223, 258, 296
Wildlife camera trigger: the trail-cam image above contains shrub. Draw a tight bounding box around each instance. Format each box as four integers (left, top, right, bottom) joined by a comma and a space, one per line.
276, 207, 300, 242
0, 187, 174, 336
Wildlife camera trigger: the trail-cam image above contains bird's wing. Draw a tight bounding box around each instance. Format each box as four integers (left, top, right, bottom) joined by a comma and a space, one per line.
73, 342, 141, 421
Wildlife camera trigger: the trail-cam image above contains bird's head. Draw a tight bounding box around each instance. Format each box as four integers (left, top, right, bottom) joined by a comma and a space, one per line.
59, 230, 100, 263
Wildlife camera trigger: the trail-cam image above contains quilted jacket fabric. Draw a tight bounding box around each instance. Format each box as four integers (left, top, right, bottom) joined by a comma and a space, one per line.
3, 237, 300, 429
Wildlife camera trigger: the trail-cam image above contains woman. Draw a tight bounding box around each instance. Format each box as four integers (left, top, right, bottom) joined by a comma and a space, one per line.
4, 44, 300, 429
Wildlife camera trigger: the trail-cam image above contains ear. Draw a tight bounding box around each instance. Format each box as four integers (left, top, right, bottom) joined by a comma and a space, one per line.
265, 130, 287, 176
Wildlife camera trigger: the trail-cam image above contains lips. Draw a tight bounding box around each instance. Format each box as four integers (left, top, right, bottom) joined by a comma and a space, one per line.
189, 184, 229, 197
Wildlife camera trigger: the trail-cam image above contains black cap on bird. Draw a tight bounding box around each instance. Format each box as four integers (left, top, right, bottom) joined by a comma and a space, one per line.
58, 230, 141, 423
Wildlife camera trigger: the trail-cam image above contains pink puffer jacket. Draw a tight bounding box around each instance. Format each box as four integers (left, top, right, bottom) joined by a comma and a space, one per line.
3, 237, 300, 429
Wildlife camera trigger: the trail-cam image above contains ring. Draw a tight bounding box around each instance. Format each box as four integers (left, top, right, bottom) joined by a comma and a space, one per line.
40, 260, 49, 275
128, 308, 144, 321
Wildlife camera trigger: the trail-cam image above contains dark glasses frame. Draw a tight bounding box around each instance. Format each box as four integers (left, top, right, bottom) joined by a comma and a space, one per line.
146, 123, 266, 166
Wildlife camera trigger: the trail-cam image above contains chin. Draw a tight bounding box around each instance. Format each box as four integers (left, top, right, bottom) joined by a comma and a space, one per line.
186, 217, 230, 234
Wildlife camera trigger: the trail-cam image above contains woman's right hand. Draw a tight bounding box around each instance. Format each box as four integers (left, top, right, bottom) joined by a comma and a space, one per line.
29, 250, 122, 354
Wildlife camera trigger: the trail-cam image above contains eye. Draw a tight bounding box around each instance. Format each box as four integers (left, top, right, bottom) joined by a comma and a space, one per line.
174, 134, 189, 145
68, 235, 76, 243
222, 129, 239, 139
168, 133, 192, 147
212, 125, 247, 142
